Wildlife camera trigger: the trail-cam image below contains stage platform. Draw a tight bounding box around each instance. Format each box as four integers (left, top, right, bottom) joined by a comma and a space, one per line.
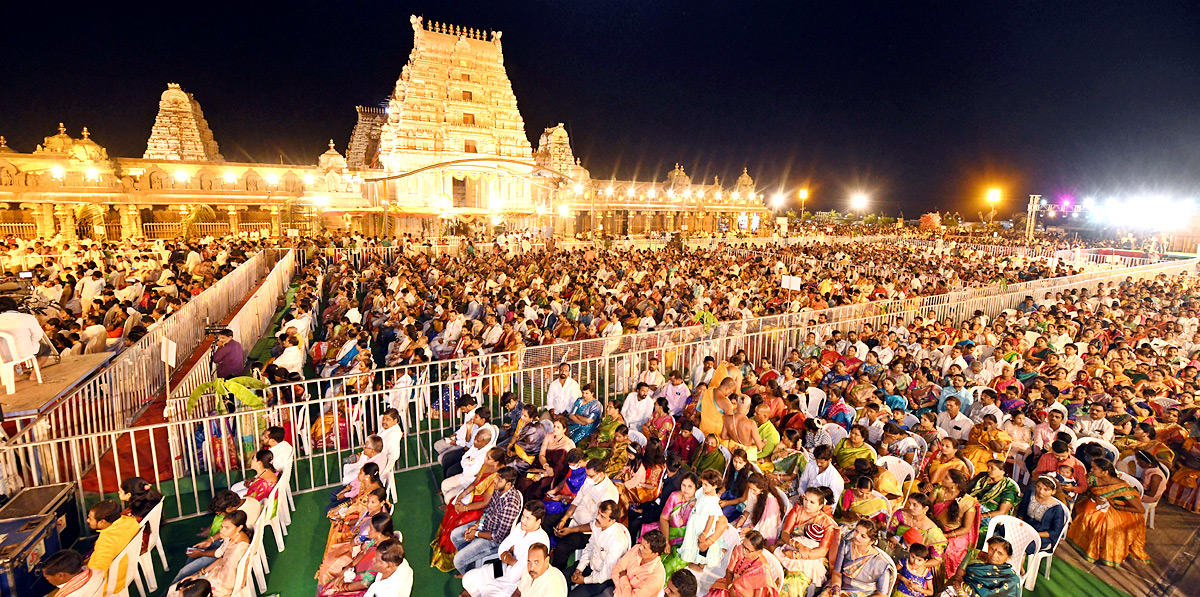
1, 353, 114, 421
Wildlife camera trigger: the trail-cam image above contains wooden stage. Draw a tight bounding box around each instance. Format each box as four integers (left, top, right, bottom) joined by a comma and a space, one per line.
1, 353, 114, 420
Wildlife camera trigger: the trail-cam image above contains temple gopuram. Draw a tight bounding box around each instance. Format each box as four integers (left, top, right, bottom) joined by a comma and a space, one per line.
0, 16, 769, 240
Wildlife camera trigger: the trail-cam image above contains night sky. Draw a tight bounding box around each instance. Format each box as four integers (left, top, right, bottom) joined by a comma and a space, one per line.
3, 1, 1199, 217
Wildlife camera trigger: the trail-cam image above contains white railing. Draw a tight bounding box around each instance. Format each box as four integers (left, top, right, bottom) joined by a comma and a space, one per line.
2, 257, 1192, 523
0, 222, 36, 239
167, 250, 298, 417
2, 251, 1193, 521
4, 250, 274, 448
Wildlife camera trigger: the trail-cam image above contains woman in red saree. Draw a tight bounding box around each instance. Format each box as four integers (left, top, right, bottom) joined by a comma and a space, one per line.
930, 469, 979, 577
430, 447, 503, 572
706, 530, 781, 597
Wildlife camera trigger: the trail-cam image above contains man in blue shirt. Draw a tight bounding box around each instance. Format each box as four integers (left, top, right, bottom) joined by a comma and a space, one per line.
937, 373, 973, 412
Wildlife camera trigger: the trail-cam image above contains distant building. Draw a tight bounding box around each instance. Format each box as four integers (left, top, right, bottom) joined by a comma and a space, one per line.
0, 16, 769, 240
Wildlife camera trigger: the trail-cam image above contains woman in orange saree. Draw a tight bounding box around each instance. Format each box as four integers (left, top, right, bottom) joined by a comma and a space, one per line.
430, 448, 502, 572
1066, 458, 1150, 567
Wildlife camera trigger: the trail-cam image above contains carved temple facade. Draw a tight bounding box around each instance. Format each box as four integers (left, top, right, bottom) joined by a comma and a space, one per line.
0, 16, 769, 240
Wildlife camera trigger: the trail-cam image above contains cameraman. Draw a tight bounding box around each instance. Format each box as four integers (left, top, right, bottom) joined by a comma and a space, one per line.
0, 296, 47, 366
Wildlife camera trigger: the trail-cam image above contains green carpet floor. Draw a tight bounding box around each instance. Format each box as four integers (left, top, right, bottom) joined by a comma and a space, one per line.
142, 466, 1130, 597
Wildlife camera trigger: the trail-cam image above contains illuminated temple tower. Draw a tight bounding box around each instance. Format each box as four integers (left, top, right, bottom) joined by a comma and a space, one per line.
143, 83, 224, 162
375, 15, 535, 223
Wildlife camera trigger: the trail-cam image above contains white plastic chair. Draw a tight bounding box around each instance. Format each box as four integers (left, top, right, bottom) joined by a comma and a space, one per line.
277, 467, 293, 527
104, 532, 147, 597
763, 548, 785, 591
251, 507, 271, 590
0, 331, 42, 395
263, 485, 288, 553
628, 429, 648, 447
381, 455, 399, 503
691, 426, 705, 444
231, 529, 260, 597
876, 456, 916, 494
824, 423, 848, 447
135, 500, 169, 592
1024, 499, 1071, 591
1118, 471, 1144, 496
1152, 397, 1180, 412
875, 547, 899, 596
805, 387, 827, 417
983, 515, 1038, 577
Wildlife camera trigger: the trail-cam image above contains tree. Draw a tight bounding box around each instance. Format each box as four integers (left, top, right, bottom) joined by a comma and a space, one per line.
880, 216, 896, 226
863, 213, 880, 226
187, 376, 269, 414
180, 203, 217, 238
919, 212, 942, 230
73, 204, 106, 239
784, 209, 798, 222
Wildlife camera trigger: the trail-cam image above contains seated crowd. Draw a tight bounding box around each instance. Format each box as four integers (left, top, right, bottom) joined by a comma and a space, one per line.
426, 270, 1199, 597
0, 234, 269, 362
257, 232, 1095, 432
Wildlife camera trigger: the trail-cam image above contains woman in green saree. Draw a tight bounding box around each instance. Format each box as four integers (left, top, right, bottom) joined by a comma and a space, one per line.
692, 433, 728, 474
968, 459, 1022, 523
581, 400, 625, 461
834, 425, 875, 472
946, 536, 1023, 597
763, 429, 806, 498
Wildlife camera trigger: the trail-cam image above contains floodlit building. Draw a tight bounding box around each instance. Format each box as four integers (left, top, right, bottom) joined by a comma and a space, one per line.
0, 16, 770, 240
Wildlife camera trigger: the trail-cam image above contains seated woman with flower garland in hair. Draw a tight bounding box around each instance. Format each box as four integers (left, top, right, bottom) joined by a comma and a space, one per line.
317, 512, 402, 596
939, 537, 1022, 597
733, 473, 789, 545
319, 488, 391, 583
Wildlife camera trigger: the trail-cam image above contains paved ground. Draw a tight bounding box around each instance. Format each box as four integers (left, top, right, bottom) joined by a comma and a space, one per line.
1058, 501, 1200, 597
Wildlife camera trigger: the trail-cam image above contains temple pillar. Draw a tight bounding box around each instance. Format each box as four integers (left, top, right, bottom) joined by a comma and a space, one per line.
20, 204, 55, 239
225, 205, 240, 234
269, 206, 281, 237
120, 205, 145, 239
55, 206, 77, 240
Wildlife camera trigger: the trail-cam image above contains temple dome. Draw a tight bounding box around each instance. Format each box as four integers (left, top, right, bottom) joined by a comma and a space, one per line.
319, 140, 348, 171
33, 124, 108, 162
0, 136, 15, 154
68, 128, 108, 162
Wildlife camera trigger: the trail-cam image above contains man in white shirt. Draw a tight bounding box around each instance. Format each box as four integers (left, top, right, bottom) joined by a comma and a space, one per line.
657, 371, 691, 416
691, 356, 716, 389
366, 539, 413, 597
0, 297, 45, 363
548, 459, 618, 570
937, 396, 974, 446
569, 500, 630, 590
547, 363, 582, 415
379, 408, 403, 469
272, 335, 305, 376
43, 548, 106, 597
78, 270, 105, 316
620, 383, 655, 433
461, 502, 551, 597
515, 543, 567, 597
967, 389, 1004, 426
1075, 403, 1115, 442
636, 357, 665, 392
797, 445, 844, 500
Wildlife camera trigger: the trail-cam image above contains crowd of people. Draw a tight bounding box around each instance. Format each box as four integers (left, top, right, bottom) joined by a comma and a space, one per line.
255, 232, 1093, 412
36, 229, 1200, 597
0, 234, 269, 363
421, 267, 1199, 597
